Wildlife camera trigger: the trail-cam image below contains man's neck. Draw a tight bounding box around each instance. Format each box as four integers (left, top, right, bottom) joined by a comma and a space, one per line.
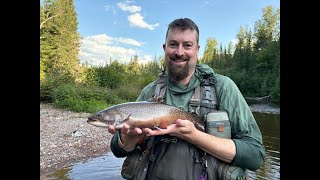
171, 70, 195, 86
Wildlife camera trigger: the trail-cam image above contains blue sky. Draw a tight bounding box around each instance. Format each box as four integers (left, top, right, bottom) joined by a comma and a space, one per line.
73, 0, 280, 66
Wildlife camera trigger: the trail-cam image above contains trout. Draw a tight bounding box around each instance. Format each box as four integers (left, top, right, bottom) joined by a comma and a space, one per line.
87, 101, 205, 131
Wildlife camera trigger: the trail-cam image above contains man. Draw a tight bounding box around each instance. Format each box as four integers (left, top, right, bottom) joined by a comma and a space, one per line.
108, 18, 265, 180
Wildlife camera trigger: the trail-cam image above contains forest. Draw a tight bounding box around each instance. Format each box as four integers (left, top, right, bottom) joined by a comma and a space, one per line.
40, 0, 280, 113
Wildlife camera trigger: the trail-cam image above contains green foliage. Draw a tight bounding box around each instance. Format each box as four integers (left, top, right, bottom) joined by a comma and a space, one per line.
51, 84, 126, 113
200, 5, 280, 104
40, 75, 75, 102
254, 6, 280, 50
82, 67, 99, 86
97, 60, 126, 88
40, 79, 56, 102
271, 75, 280, 103
202, 37, 219, 65
40, 60, 46, 81
41, 0, 82, 85
114, 83, 144, 102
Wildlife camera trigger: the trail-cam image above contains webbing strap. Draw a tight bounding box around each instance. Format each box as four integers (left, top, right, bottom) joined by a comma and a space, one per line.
153, 72, 167, 103
189, 86, 201, 115
189, 74, 218, 116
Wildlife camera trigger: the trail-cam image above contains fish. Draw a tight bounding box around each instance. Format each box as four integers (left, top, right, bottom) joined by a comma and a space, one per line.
87, 101, 205, 131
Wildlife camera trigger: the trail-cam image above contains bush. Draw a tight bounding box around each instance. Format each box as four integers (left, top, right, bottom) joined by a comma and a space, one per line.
114, 83, 142, 102
50, 84, 127, 113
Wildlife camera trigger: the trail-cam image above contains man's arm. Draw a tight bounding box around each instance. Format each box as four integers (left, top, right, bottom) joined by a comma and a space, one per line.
142, 119, 236, 162
215, 75, 266, 170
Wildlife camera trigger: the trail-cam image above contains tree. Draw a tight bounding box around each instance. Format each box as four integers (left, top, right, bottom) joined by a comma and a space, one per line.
127, 55, 141, 76
254, 6, 280, 50
41, 0, 81, 83
202, 37, 219, 66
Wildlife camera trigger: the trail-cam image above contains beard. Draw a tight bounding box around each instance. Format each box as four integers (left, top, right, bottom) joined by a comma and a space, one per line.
166, 55, 190, 81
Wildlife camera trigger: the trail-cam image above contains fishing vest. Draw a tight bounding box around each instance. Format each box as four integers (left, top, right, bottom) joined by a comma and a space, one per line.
121, 70, 247, 180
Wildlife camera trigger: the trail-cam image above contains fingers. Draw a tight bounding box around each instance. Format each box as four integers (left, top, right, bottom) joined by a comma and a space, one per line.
176, 119, 194, 128
175, 119, 185, 127
122, 123, 143, 136
143, 124, 175, 136
108, 120, 194, 136
108, 125, 116, 134
107, 124, 142, 136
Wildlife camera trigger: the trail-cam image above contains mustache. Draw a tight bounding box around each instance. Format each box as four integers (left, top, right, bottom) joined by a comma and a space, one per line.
169, 55, 189, 61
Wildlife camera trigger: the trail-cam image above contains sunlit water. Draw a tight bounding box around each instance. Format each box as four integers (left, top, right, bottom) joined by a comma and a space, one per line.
45, 110, 280, 180
45, 152, 125, 180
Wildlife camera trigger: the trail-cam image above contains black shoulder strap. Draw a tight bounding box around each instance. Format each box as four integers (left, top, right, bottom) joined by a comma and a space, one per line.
152, 70, 167, 103
189, 71, 219, 117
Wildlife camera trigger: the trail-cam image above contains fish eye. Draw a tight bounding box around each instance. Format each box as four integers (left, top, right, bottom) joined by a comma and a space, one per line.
97, 113, 102, 117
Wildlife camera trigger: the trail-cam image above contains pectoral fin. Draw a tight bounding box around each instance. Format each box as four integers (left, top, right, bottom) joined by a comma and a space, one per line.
121, 114, 132, 124
157, 120, 167, 129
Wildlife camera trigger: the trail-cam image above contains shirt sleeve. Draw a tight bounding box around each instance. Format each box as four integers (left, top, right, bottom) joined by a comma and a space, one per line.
110, 131, 129, 158
215, 75, 266, 171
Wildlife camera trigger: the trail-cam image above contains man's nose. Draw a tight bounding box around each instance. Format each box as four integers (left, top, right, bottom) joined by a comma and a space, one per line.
175, 44, 184, 57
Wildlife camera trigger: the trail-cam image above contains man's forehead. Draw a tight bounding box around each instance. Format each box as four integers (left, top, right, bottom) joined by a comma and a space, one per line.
167, 28, 197, 41
168, 28, 196, 34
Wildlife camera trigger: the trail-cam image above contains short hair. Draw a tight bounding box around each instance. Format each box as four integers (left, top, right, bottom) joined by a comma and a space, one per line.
165, 18, 199, 44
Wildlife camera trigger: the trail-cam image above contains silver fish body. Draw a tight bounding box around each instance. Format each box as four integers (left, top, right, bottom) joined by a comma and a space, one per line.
87, 101, 204, 131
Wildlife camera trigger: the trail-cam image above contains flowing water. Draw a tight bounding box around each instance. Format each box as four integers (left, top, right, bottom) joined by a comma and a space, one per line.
45, 110, 280, 180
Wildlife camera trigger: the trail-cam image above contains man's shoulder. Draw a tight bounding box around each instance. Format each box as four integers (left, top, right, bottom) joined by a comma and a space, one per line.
137, 80, 157, 101
142, 80, 157, 92
214, 74, 235, 88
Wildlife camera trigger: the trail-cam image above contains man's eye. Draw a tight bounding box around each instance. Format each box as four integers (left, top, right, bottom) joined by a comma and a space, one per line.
169, 43, 177, 47
185, 44, 192, 48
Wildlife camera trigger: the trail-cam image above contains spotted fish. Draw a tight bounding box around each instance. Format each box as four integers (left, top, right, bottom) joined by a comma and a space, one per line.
87, 101, 204, 131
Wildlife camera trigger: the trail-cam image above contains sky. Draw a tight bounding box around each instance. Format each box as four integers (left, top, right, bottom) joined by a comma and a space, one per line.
72, 0, 280, 66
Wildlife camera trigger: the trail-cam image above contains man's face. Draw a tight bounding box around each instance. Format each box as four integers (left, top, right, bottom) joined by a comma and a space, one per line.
163, 28, 200, 82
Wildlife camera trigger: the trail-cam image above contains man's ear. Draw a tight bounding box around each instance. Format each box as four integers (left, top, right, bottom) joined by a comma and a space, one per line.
163, 44, 166, 51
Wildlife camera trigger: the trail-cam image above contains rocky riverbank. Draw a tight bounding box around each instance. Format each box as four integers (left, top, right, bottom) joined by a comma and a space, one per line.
40, 103, 113, 177
40, 102, 279, 178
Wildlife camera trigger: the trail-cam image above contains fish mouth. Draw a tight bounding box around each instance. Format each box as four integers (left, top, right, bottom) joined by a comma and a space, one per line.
87, 117, 111, 128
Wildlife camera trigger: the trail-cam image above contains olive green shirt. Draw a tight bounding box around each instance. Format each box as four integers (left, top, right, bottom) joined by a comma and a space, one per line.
110, 64, 265, 171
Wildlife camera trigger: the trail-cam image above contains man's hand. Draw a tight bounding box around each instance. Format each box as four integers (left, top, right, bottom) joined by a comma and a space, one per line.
142, 119, 199, 142
108, 123, 145, 152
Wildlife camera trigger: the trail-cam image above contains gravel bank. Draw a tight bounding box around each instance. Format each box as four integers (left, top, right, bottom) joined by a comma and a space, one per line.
40, 103, 113, 177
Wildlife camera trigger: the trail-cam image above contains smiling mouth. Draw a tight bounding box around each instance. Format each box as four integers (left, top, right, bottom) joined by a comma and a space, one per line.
171, 58, 188, 62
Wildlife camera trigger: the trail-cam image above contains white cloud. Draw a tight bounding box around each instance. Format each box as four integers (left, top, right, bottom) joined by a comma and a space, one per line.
114, 37, 143, 46
139, 55, 153, 64
230, 38, 238, 46
128, 13, 159, 30
79, 34, 151, 66
117, 1, 141, 13
116, 1, 159, 31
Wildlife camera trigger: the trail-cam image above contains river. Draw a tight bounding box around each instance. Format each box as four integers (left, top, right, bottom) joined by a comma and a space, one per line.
45, 107, 280, 180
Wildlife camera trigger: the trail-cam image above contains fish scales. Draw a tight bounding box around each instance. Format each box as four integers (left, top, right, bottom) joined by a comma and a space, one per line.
87, 101, 205, 131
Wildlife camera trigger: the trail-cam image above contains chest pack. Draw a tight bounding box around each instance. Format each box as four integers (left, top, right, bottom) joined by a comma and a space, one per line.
121, 70, 247, 180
